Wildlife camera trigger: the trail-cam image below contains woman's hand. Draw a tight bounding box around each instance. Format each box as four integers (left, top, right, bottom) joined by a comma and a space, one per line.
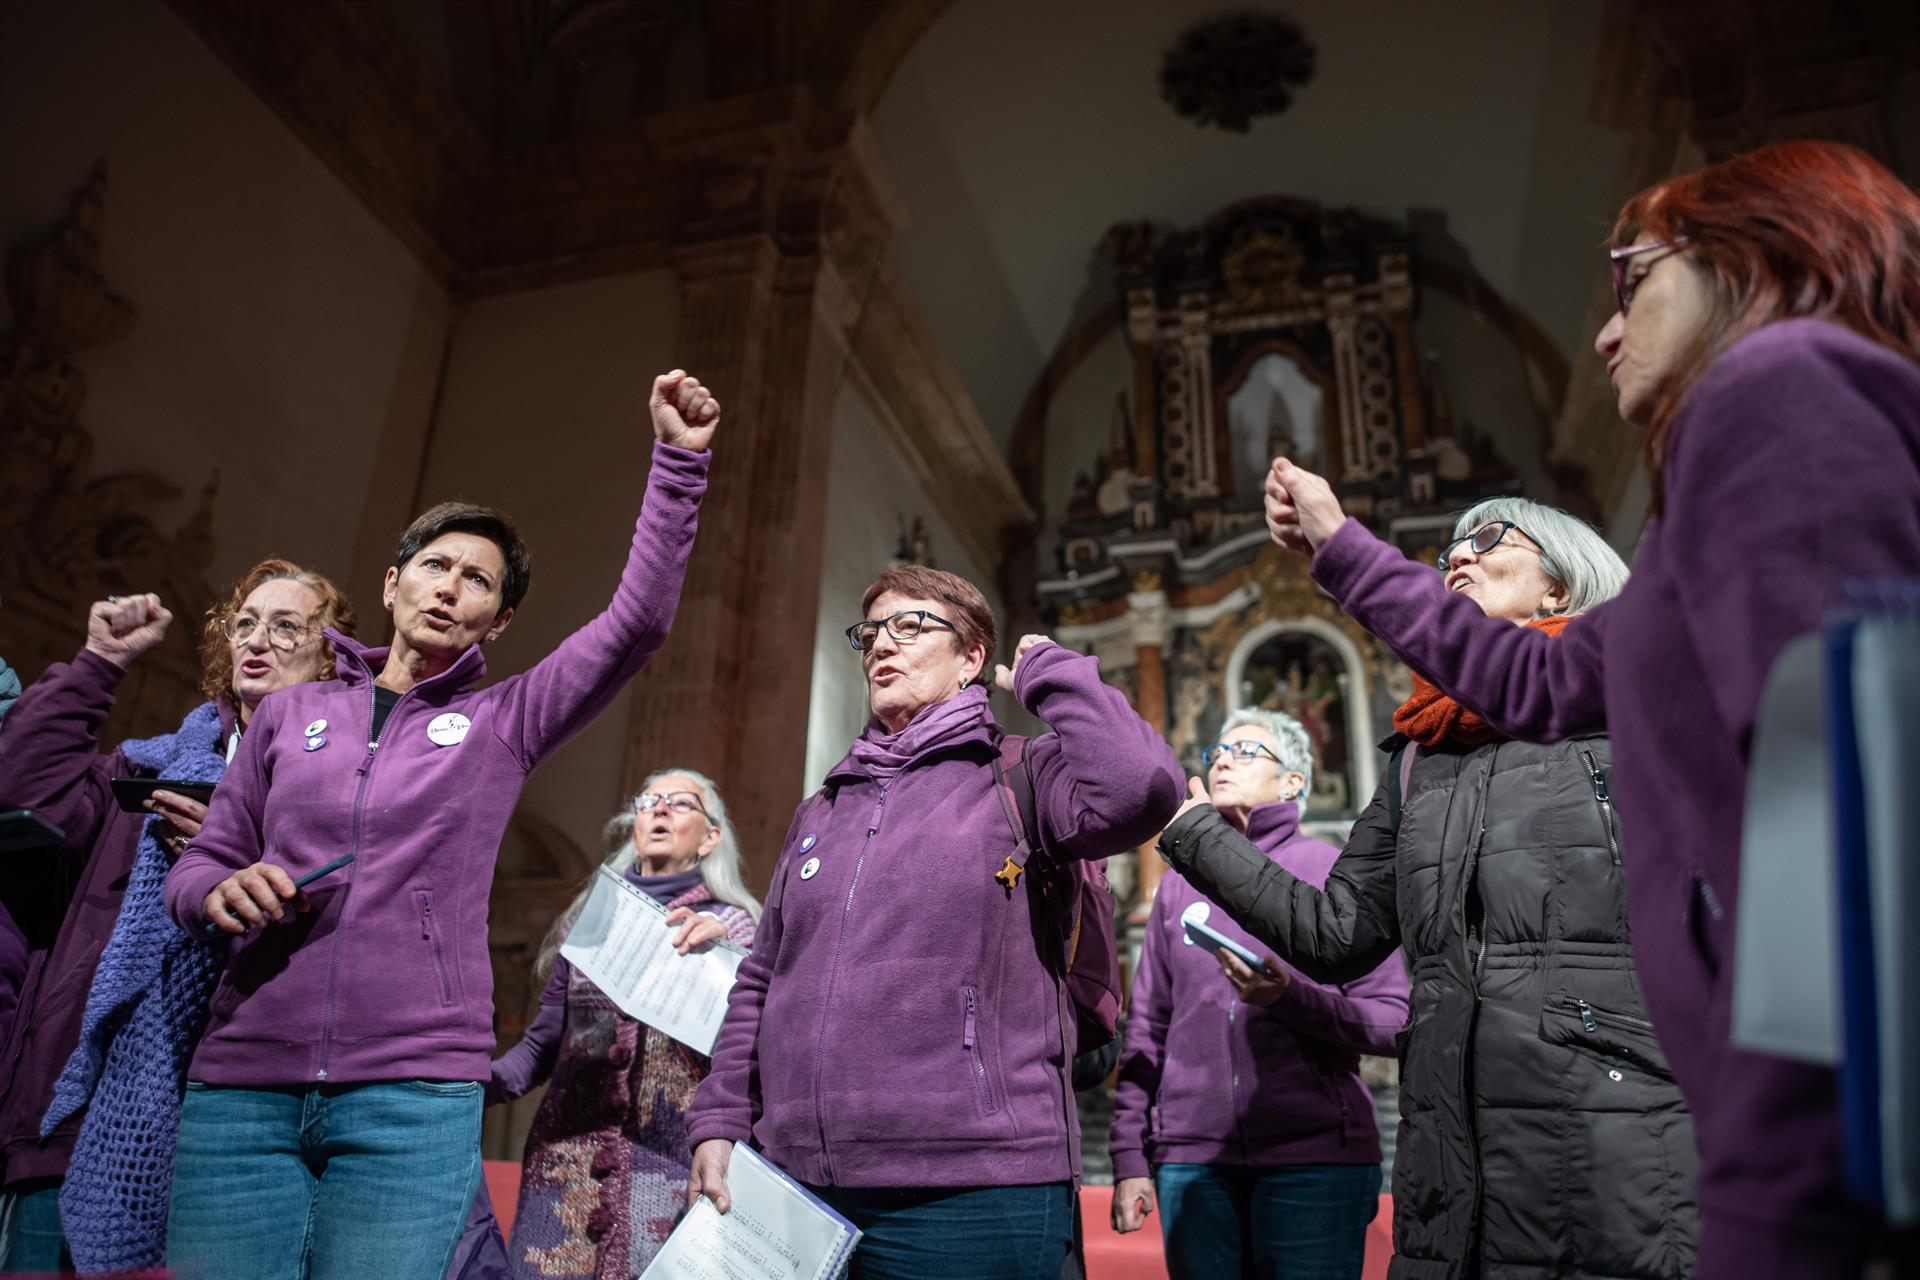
1171, 775, 1213, 826
666, 906, 726, 955
84, 594, 174, 670
1218, 950, 1292, 1007
201, 862, 309, 934
1112, 1177, 1156, 1233
688, 1138, 735, 1213
992, 634, 1055, 692
1264, 457, 1349, 555
146, 790, 209, 855
651, 370, 720, 451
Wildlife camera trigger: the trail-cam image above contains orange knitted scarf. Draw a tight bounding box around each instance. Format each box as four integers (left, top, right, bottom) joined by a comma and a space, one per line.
1391, 614, 1573, 748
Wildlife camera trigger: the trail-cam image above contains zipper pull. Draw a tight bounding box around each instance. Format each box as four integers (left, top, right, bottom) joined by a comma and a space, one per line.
963, 989, 977, 1049
1589, 765, 1610, 803
1578, 999, 1598, 1033
868, 795, 885, 837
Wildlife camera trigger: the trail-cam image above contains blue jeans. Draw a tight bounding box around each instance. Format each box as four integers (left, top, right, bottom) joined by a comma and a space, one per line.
0, 1179, 67, 1274
1155, 1162, 1381, 1280
167, 1080, 482, 1280
806, 1182, 1075, 1280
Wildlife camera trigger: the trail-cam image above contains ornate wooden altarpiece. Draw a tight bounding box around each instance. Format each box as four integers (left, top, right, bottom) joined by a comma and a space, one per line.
1036, 197, 1519, 927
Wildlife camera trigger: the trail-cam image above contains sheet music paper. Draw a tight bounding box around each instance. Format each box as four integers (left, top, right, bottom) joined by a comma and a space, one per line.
641, 1144, 860, 1280
559, 866, 745, 1057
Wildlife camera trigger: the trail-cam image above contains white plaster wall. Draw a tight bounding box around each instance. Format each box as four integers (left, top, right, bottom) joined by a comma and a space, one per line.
0, 0, 449, 601
804, 382, 1005, 793
420, 270, 680, 863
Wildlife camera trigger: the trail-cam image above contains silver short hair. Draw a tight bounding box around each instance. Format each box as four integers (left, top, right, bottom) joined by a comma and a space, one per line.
1218, 707, 1315, 815
534, 766, 762, 984
1452, 497, 1629, 618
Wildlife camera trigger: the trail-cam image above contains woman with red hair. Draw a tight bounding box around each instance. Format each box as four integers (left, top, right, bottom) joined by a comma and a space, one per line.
1174, 140, 1920, 1278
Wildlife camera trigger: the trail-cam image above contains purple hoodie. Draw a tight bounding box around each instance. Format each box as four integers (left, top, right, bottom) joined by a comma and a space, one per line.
163, 441, 708, 1087
1303, 320, 1920, 1279
686, 643, 1183, 1188
1110, 800, 1407, 1182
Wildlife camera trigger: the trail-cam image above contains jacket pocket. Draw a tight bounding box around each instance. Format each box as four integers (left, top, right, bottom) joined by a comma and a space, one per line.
415, 890, 454, 1007
1541, 994, 1674, 1080
960, 985, 1000, 1116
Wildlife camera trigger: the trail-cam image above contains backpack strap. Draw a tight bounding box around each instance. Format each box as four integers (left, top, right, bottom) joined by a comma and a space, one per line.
990, 735, 1039, 893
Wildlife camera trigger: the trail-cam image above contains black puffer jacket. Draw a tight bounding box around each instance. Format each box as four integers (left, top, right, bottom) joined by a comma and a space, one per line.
1160, 735, 1697, 1278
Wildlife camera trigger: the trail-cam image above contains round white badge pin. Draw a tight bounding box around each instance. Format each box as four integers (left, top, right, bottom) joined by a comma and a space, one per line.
426, 712, 471, 747
1179, 899, 1211, 944
304, 719, 328, 738
800, 834, 817, 853
800, 856, 821, 880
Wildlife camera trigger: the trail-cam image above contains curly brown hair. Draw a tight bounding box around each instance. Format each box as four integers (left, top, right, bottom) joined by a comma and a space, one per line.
198, 559, 358, 702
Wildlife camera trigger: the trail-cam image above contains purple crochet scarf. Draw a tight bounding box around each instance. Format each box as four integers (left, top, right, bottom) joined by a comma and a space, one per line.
43, 700, 228, 1275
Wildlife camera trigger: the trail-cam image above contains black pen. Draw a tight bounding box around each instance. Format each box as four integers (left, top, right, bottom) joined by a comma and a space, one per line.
293, 853, 356, 890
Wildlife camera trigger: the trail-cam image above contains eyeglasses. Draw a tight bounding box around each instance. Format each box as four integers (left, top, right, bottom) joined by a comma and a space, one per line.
845, 610, 958, 653
635, 791, 709, 818
1202, 740, 1284, 768
223, 615, 314, 651
1436, 521, 1538, 572
1609, 237, 1689, 316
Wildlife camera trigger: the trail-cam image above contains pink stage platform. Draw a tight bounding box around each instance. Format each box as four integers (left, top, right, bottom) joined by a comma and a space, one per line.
484, 1161, 1395, 1278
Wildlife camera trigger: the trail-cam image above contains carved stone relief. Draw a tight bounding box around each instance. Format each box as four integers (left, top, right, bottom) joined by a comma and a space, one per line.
0, 164, 219, 745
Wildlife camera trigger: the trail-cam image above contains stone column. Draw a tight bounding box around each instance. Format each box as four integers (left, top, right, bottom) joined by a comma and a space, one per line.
620, 104, 896, 886
1125, 576, 1172, 923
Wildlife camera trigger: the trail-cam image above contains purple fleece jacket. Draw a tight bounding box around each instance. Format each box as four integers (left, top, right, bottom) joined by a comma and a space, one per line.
1305, 319, 1920, 1279
1110, 800, 1407, 1182
685, 643, 1183, 1188
164, 441, 709, 1087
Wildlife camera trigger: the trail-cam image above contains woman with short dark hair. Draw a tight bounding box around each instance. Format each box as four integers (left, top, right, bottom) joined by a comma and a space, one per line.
1256, 140, 1920, 1278
686, 564, 1183, 1279
161, 371, 722, 1280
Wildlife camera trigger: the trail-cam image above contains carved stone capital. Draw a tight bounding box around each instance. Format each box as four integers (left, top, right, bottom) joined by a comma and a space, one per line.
1125, 588, 1171, 649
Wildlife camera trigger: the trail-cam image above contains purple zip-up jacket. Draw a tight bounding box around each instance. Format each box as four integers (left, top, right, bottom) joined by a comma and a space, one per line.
164, 441, 709, 1087
0, 653, 237, 1185
1110, 800, 1407, 1182
685, 643, 1183, 1188
1303, 320, 1920, 1279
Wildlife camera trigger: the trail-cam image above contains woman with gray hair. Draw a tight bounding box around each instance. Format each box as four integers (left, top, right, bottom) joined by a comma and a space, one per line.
1110, 706, 1408, 1278
1156, 498, 1700, 1277
488, 769, 760, 1277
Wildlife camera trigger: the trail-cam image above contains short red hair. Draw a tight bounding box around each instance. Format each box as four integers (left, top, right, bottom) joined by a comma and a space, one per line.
1612, 140, 1920, 512
861, 566, 997, 683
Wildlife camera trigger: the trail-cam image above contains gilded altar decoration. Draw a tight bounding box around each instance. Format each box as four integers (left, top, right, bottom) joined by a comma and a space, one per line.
1041, 197, 1521, 844
1159, 13, 1317, 133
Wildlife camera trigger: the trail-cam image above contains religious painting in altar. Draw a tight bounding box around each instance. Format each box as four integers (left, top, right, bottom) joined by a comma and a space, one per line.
1232, 626, 1355, 815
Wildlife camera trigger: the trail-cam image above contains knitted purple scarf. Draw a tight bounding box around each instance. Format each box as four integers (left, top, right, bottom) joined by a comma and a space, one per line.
44, 700, 228, 1274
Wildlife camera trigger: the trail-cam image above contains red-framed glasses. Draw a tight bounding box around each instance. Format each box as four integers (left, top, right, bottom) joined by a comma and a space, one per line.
1609, 237, 1690, 315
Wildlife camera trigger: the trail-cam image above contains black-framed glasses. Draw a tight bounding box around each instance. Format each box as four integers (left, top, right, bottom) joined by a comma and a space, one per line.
1436, 521, 1538, 572
636, 791, 709, 818
223, 614, 314, 651
1202, 740, 1284, 768
845, 610, 958, 653
1609, 237, 1689, 315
